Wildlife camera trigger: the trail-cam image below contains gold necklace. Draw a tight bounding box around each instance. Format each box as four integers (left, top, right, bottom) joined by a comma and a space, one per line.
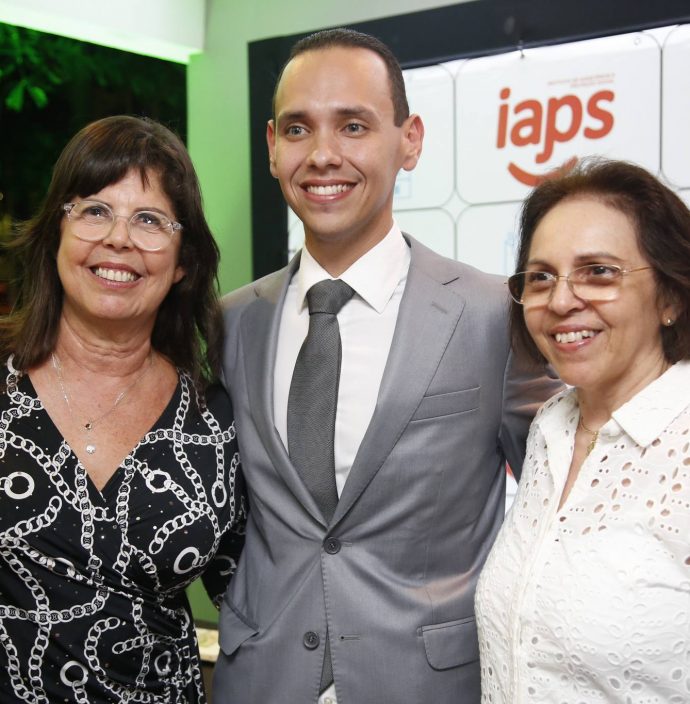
578, 415, 600, 456
52, 352, 153, 455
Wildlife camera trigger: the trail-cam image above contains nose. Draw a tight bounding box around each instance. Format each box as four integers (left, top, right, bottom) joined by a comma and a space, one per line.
306, 131, 342, 169
101, 215, 134, 250
547, 276, 586, 315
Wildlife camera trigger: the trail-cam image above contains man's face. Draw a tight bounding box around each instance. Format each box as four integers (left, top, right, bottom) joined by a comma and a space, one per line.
267, 46, 423, 259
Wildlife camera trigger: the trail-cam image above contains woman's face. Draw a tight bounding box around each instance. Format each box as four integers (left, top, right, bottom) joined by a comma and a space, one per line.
523, 196, 675, 407
57, 169, 185, 333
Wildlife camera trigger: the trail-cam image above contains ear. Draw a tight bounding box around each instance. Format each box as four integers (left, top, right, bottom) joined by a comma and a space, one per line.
266, 119, 278, 178
173, 265, 186, 284
400, 114, 424, 172
660, 292, 681, 327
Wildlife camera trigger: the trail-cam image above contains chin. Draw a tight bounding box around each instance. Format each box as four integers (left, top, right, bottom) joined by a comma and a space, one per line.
554, 366, 596, 390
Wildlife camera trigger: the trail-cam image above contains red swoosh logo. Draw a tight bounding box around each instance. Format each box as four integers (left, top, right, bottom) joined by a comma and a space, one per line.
508, 156, 579, 186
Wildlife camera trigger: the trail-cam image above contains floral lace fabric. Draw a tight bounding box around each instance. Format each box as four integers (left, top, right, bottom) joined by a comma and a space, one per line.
476, 361, 690, 704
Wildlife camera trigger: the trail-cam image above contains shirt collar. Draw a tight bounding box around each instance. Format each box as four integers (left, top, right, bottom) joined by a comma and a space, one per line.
608, 360, 690, 447
536, 386, 579, 440
536, 361, 690, 449
295, 222, 410, 313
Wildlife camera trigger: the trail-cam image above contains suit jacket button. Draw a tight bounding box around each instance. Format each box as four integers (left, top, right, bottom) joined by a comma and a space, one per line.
303, 631, 320, 649
324, 537, 341, 554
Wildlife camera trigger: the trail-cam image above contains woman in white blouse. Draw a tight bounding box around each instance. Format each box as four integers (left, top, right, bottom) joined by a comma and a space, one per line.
475, 159, 690, 704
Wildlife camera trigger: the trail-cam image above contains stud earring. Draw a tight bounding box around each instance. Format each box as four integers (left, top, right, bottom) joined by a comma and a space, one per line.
665, 317, 675, 326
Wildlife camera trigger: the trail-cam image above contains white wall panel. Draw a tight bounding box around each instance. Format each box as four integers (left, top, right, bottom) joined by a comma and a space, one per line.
662, 25, 690, 187
455, 202, 522, 276
456, 32, 661, 204
396, 209, 455, 259
394, 65, 456, 211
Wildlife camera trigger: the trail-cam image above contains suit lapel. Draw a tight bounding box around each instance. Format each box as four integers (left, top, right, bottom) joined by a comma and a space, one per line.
240, 254, 327, 524
333, 237, 466, 524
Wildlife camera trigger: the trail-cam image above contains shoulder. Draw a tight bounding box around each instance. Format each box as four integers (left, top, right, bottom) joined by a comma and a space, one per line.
533, 385, 576, 425
1, 354, 26, 395
202, 379, 234, 418
180, 371, 235, 425
406, 234, 506, 299
404, 235, 511, 338
222, 266, 292, 316
221, 276, 264, 310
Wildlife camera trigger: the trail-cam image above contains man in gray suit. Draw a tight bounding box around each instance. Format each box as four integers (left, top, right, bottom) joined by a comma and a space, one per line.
214, 28, 560, 704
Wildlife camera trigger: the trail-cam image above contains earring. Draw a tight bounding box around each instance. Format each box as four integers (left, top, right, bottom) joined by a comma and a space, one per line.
665, 317, 675, 326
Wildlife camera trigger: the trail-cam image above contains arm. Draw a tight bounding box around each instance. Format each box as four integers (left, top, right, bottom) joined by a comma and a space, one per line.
499, 347, 563, 481
201, 467, 247, 608
198, 380, 249, 607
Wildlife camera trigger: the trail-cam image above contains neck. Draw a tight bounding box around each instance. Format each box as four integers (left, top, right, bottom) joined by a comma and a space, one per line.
577, 356, 670, 427
575, 396, 610, 431
305, 221, 393, 277
54, 311, 154, 378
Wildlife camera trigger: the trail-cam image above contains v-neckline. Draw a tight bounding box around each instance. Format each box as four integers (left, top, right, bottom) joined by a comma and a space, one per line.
19, 370, 182, 500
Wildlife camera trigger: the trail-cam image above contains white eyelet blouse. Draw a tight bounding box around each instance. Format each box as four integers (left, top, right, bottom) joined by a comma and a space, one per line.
475, 361, 690, 704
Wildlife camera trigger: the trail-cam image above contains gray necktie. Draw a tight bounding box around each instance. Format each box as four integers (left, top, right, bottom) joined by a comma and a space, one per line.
287, 278, 354, 692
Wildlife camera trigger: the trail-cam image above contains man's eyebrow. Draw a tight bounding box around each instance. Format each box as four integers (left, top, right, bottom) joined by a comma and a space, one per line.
334, 106, 377, 120
276, 110, 307, 128
276, 106, 379, 128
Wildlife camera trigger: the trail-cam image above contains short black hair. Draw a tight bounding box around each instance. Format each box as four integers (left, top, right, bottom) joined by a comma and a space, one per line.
272, 28, 409, 126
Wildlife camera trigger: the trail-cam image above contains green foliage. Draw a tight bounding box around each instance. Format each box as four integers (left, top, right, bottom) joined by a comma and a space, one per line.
0, 23, 187, 220
0, 25, 63, 111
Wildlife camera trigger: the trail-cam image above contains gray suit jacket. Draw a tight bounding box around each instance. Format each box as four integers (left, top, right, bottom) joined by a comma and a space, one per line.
213, 235, 560, 703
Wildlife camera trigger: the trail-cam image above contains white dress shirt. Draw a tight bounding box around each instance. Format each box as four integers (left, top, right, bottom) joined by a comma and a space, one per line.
274, 223, 410, 496
475, 361, 690, 704
273, 225, 410, 704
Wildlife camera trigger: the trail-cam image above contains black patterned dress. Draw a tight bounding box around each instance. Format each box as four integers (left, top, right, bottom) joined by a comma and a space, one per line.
0, 358, 245, 703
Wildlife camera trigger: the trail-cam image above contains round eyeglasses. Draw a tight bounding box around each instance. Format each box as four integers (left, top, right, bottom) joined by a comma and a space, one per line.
63, 200, 182, 252
507, 264, 652, 305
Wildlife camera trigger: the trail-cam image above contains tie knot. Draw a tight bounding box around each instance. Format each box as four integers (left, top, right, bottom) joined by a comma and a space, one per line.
306, 279, 355, 316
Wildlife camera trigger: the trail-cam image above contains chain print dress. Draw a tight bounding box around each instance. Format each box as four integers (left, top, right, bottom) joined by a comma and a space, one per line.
0, 357, 245, 703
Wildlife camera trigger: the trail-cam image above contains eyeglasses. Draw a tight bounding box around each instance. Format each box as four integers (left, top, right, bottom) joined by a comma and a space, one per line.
507, 264, 652, 305
63, 200, 182, 252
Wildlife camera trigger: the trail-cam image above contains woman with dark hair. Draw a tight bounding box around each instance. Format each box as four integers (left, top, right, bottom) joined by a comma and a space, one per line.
475, 159, 690, 703
0, 115, 245, 702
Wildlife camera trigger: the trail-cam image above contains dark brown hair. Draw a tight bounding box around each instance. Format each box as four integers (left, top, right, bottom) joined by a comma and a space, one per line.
512, 158, 690, 365
2, 115, 222, 387
272, 28, 410, 126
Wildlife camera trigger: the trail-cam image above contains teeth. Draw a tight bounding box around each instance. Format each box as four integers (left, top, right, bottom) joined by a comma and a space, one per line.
93, 267, 138, 283
306, 184, 352, 195
555, 330, 596, 343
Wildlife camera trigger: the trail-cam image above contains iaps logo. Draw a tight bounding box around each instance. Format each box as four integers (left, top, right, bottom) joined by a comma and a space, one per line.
496, 87, 615, 186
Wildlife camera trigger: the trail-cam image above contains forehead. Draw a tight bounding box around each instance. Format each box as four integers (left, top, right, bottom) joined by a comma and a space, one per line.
90, 168, 173, 209
529, 196, 643, 261
274, 46, 394, 118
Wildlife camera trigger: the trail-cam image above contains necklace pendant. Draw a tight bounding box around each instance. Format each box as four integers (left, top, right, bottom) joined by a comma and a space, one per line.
86, 444, 96, 455
586, 433, 599, 456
